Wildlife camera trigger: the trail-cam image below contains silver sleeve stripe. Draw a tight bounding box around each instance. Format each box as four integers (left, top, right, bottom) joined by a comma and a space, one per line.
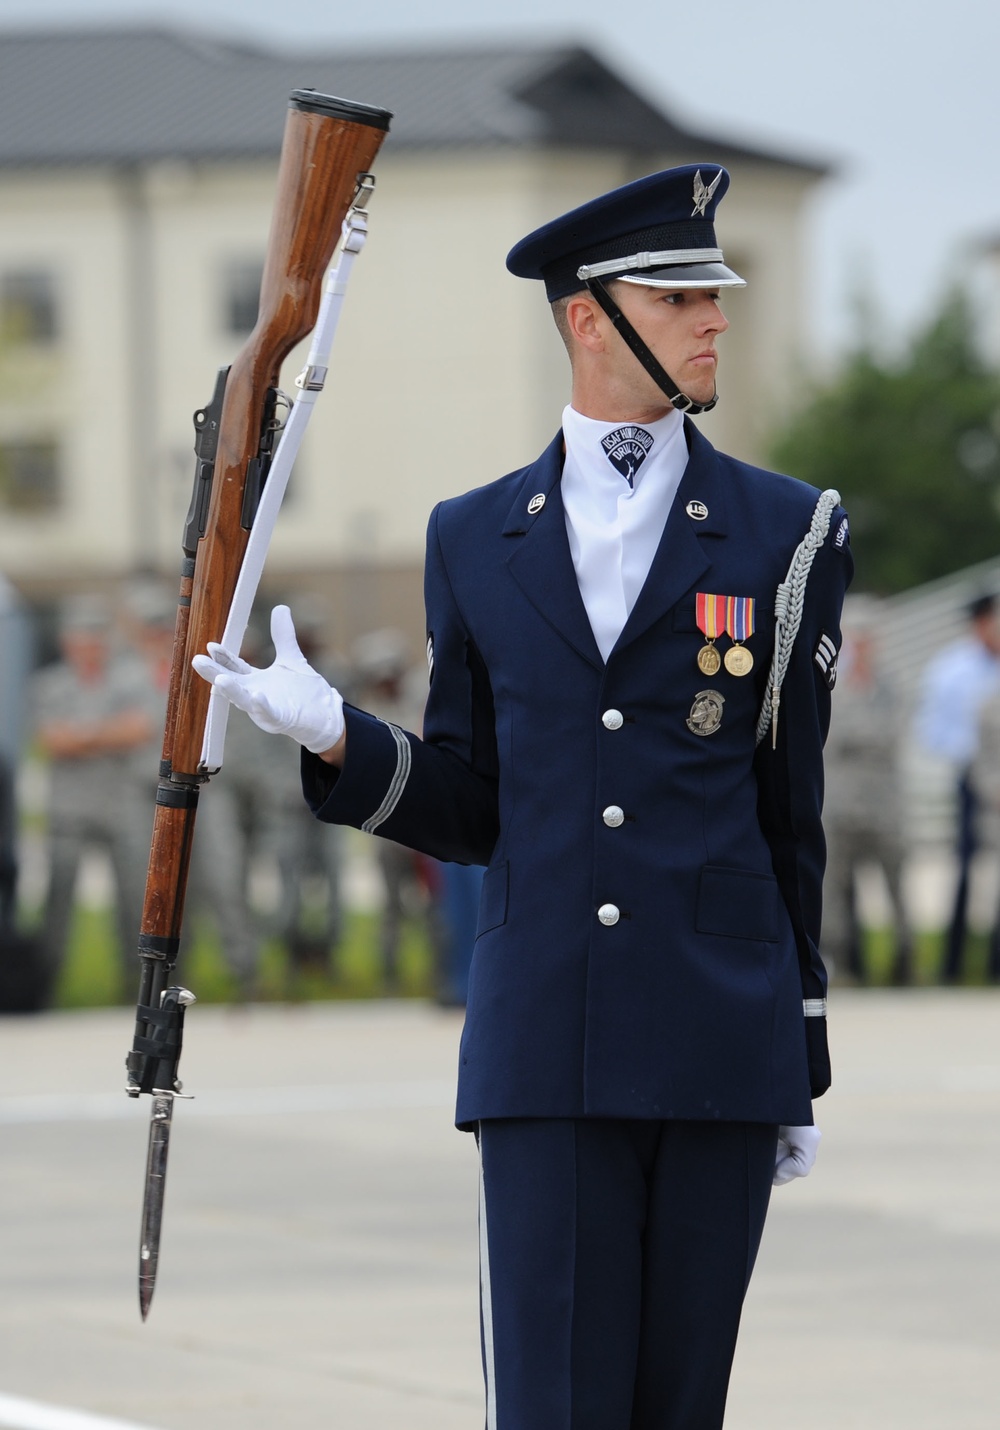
803, 998, 827, 1017
360, 722, 412, 835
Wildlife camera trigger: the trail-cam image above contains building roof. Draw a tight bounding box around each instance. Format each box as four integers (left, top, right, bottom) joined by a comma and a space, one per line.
0, 26, 828, 173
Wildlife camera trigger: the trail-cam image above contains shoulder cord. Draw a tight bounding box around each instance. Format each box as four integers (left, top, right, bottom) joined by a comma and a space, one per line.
755, 488, 841, 750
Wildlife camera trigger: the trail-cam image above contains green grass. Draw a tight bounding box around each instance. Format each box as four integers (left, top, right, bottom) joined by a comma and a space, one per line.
838, 927, 993, 987
23, 906, 998, 1008
48, 906, 439, 1009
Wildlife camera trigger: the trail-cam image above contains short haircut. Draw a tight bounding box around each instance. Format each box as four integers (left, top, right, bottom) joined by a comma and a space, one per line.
969, 592, 997, 622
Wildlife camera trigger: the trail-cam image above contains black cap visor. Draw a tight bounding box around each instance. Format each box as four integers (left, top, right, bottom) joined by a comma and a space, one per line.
616, 260, 746, 290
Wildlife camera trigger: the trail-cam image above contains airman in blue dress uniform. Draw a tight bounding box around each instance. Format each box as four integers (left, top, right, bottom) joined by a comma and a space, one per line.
196, 162, 852, 1429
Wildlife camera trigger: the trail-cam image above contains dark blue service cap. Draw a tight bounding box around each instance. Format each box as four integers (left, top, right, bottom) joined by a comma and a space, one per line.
506, 163, 746, 302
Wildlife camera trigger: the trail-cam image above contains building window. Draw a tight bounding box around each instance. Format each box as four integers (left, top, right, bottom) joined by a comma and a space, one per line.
1, 270, 58, 344
0, 440, 61, 511
222, 259, 264, 336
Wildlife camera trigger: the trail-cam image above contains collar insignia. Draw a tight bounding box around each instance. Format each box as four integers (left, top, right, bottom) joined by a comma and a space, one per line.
601, 425, 654, 488
527, 492, 546, 514
686, 499, 709, 521
691, 168, 723, 218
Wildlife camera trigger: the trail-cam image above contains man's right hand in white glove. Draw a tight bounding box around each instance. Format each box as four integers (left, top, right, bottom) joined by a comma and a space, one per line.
192, 604, 345, 762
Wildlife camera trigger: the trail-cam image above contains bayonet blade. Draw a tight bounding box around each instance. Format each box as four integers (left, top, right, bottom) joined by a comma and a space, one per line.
139, 1091, 174, 1320
128, 983, 195, 1320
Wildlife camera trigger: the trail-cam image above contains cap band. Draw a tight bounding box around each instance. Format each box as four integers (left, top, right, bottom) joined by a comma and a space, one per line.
578, 248, 725, 281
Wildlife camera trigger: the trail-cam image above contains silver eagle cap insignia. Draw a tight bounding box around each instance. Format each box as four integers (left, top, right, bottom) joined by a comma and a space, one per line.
691, 168, 723, 218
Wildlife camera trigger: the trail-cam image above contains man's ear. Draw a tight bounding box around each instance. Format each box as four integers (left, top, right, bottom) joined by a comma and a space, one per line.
564, 293, 606, 353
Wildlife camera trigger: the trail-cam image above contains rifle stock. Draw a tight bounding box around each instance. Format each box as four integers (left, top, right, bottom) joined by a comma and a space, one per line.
127, 90, 390, 1087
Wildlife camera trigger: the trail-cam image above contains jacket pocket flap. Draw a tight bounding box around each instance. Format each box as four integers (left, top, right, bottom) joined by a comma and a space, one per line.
696, 866, 779, 941
477, 861, 509, 936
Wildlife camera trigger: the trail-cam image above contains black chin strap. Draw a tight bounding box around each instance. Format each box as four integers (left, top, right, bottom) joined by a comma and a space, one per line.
586, 277, 719, 415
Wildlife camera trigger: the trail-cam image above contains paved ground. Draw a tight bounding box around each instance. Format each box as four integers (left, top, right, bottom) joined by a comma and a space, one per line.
1, 991, 999, 1430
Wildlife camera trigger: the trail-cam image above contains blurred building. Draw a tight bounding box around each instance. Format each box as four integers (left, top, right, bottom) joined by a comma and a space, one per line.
0, 26, 829, 651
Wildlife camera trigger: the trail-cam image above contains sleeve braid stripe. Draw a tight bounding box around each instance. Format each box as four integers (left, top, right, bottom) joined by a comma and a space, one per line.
361, 722, 412, 834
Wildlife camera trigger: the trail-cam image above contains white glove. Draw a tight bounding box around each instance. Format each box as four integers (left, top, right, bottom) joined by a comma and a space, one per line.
773, 1124, 821, 1186
192, 604, 345, 755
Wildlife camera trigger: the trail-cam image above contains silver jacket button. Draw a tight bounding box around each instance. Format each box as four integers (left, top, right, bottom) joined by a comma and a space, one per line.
597, 903, 620, 926
602, 805, 625, 828
602, 709, 624, 730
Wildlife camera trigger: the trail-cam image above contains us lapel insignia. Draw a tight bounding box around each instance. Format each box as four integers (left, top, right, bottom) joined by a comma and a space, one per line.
527, 493, 546, 515
686, 500, 709, 521
686, 689, 725, 736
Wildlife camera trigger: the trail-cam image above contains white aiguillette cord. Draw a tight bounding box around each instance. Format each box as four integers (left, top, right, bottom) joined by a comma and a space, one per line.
755, 487, 840, 750
199, 178, 374, 774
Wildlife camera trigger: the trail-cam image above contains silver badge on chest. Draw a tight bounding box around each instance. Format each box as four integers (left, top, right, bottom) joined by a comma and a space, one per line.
686, 689, 725, 737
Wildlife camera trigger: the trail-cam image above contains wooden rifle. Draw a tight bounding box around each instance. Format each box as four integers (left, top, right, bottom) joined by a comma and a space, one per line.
124, 89, 391, 1320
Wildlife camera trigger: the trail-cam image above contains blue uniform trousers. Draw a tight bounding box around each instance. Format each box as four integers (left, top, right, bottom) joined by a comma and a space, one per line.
477, 1117, 777, 1430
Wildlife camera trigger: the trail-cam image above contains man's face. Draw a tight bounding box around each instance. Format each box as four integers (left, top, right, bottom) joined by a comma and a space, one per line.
974, 610, 1000, 656
606, 282, 729, 413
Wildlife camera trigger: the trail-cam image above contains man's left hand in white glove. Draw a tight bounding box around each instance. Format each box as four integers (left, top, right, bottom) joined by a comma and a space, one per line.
773, 1124, 821, 1186
192, 604, 346, 764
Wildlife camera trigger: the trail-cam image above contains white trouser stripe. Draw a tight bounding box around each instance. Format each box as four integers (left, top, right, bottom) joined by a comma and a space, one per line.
361, 722, 411, 834
479, 1128, 498, 1430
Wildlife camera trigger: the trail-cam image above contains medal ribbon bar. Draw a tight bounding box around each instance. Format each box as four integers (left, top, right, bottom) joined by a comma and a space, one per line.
725, 595, 755, 643
695, 592, 726, 639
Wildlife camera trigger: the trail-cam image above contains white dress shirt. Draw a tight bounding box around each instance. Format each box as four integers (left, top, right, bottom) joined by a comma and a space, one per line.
561, 403, 688, 661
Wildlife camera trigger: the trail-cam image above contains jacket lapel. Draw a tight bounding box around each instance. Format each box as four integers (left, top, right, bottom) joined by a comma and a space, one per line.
612, 421, 728, 654
504, 432, 604, 671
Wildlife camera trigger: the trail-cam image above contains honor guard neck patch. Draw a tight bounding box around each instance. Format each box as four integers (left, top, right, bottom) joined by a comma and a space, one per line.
602, 426, 653, 488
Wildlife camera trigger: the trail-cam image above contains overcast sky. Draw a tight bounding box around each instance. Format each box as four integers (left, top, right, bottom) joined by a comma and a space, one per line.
2, 0, 998, 365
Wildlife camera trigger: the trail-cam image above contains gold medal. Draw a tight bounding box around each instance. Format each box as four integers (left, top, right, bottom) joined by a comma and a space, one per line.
695, 594, 725, 678
724, 644, 754, 677
697, 643, 722, 676
722, 596, 756, 677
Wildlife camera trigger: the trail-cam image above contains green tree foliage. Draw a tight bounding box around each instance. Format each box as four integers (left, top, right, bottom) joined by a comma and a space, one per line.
768, 289, 1000, 593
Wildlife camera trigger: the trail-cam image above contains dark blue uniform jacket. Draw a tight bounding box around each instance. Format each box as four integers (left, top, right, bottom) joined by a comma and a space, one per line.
304, 421, 852, 1129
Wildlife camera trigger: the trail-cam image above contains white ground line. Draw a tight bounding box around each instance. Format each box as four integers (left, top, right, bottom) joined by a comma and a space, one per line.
0, 1392, 164, 1430
0, 1078, 456, 1125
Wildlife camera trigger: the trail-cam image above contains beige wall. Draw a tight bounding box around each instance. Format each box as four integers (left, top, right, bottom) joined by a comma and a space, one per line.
0, 146, 822, 637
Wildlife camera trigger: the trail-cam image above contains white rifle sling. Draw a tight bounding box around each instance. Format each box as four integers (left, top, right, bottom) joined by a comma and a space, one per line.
200, 182, 374, 772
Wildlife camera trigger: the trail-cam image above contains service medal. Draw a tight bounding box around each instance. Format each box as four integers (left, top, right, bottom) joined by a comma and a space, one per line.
695, 593, 725, 677
723, 595, 755, 676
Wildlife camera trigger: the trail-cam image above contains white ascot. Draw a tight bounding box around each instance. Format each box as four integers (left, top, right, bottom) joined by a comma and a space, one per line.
561, 403, 688, 661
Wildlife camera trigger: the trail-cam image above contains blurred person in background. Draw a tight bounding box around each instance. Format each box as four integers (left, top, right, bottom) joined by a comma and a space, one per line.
32, 593, 153, 997
822, 596, 912, 984
436, 859, 484, 1008
189, 620, 276, 1001
264, 598, 348, 986
0, 749, 15, 930
123, 580, 264, 1000
913, 592, 1000, 981
970, 689, 1000, 981
352, 628, 446, 996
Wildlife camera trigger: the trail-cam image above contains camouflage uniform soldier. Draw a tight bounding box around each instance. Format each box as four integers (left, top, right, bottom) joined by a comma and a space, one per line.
822, 598, 912, 984
970, 689, 1000, 980
33, 595, 154, 994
